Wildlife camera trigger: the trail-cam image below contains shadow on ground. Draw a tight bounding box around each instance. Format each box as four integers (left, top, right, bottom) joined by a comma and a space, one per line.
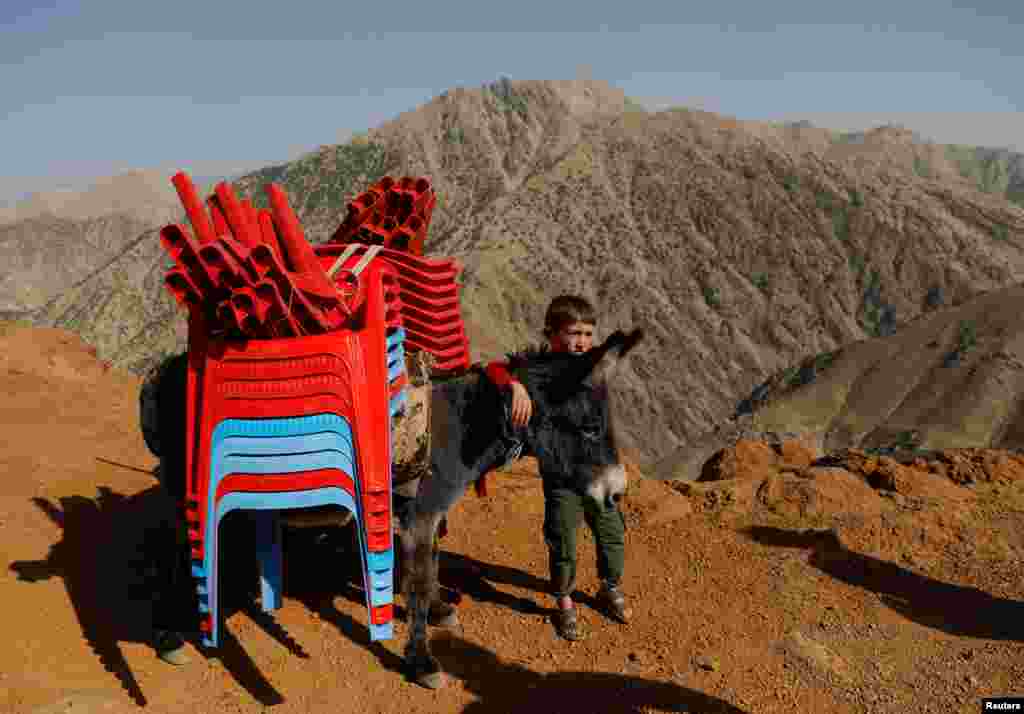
432, 634, 748, 714
743, 526, 1024, 642
6, 485, 306, 706
438, 551, 549, 616
307, 533, 552, 624
281, 526, 407, 676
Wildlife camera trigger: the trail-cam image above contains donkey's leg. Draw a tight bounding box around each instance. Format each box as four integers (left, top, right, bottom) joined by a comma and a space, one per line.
427, 522, 459, 628
401, 510, 447, 689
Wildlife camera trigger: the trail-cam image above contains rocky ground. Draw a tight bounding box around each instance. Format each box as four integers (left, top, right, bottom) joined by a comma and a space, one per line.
2, 324, 1023, 714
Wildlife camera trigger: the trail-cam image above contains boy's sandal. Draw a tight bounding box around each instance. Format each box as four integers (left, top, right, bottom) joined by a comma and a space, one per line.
553, 607, 580, 641
598, 587, 631, 624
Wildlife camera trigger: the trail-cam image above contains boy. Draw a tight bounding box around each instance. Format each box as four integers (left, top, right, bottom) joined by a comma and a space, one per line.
139, 352, 196, 665
485, 295, 629, 641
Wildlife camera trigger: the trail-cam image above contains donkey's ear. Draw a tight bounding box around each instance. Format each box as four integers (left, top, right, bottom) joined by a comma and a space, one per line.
603, 328, 644, 356
592, 327, 645, 384
616, 329, 644, 359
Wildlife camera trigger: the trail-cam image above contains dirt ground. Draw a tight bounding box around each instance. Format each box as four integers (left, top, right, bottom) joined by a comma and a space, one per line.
3, 326, 1024, 713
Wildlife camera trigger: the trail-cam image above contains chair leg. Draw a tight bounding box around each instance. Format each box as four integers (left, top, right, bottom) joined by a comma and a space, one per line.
255, 511, 283, 612
199, 515, 219, 648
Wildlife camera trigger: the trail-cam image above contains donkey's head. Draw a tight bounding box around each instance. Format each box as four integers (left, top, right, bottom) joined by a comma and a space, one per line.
509, 329, 643, 508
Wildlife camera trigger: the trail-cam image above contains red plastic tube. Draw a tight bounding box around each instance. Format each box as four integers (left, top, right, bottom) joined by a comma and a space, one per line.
385, 227, 414, 252
237, 285, 270, 324
248, 242, 282, 280
159, 223, 201, 262
207, 195, 230, 238
266, 184, 334, 295
164, 268, 203, 307
240, 199, 262, 245
289, 270, 346, 314
171, 172, 216, 245
217, 235, 258, 284
329, 188, 384, 244
216, 300, 240, 334
160, 224, 218, 290
198, 241, 249, 291
254, 280, 302, 337
231, 287, 254, 316
257, 209, 282, 257
214, 182, 260, 249
410, 186, 434, 217
263, 267, 332, 334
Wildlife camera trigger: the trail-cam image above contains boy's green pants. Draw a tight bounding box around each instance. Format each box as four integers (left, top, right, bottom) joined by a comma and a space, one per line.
543, 482, 625, 598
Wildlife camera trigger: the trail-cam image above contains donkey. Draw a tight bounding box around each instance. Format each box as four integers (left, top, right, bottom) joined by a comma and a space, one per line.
140, 327, 644, 688
398, 327, 644, 689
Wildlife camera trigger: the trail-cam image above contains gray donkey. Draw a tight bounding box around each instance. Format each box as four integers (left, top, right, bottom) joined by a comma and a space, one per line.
397, 328, 643, 689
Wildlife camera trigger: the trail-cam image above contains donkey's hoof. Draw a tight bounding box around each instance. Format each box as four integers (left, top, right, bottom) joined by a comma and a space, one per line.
415, 669, 447, 690
428, 601, 460, 629
406, 655, 447, 689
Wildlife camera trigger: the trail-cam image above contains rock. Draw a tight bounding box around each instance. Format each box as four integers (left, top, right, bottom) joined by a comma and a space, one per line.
926, 449, 1024, 486
924, 285, 944, 310
757, 467, 883, 521
672, 477, 761, 512
795, 363, 817, 386
700, 439, 777, 481
695, 655, 720, 672
878, 305, 898, 336
778, 630, 852, 683
642, 494, 694, 526
779, 438, 817, 469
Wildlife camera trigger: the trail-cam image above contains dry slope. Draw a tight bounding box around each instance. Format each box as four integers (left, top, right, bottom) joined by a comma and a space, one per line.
2, 322, 1023, 714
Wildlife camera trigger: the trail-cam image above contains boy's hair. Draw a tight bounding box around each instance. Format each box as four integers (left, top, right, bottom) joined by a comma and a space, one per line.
543, 294, 597, 338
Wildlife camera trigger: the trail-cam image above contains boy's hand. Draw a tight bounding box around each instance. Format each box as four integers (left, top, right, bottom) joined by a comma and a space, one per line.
510, 381, 533, 428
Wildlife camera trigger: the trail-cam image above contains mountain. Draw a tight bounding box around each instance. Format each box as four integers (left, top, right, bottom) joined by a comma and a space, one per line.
0, 171, 236, 372
8, 78, 1024, 463
650, 280, 1024, 481
0, 169, 185, 226
779, 119, 1024, 209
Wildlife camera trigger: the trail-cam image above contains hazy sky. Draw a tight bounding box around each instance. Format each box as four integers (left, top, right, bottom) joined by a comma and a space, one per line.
1, 0, 1022, 205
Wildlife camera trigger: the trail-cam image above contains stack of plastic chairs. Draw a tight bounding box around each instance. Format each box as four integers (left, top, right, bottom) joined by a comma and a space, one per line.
158, 172, 469, 649
329, 175, 436, 255
184, 258, 403, 647
316, 245, 471, 372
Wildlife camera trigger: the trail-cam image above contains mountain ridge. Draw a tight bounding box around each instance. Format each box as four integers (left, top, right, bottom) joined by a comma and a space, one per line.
7, 78, 1024, 463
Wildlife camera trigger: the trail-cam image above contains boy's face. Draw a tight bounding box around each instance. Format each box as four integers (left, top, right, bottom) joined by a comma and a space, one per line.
550, 321, 595, 354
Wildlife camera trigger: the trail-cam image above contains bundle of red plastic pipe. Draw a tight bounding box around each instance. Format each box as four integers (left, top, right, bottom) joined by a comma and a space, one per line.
161, 172, 437, 339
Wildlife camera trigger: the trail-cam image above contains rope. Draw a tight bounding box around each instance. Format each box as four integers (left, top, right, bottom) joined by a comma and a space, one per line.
349, 244, 383, 276
326, 244, 361, 279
